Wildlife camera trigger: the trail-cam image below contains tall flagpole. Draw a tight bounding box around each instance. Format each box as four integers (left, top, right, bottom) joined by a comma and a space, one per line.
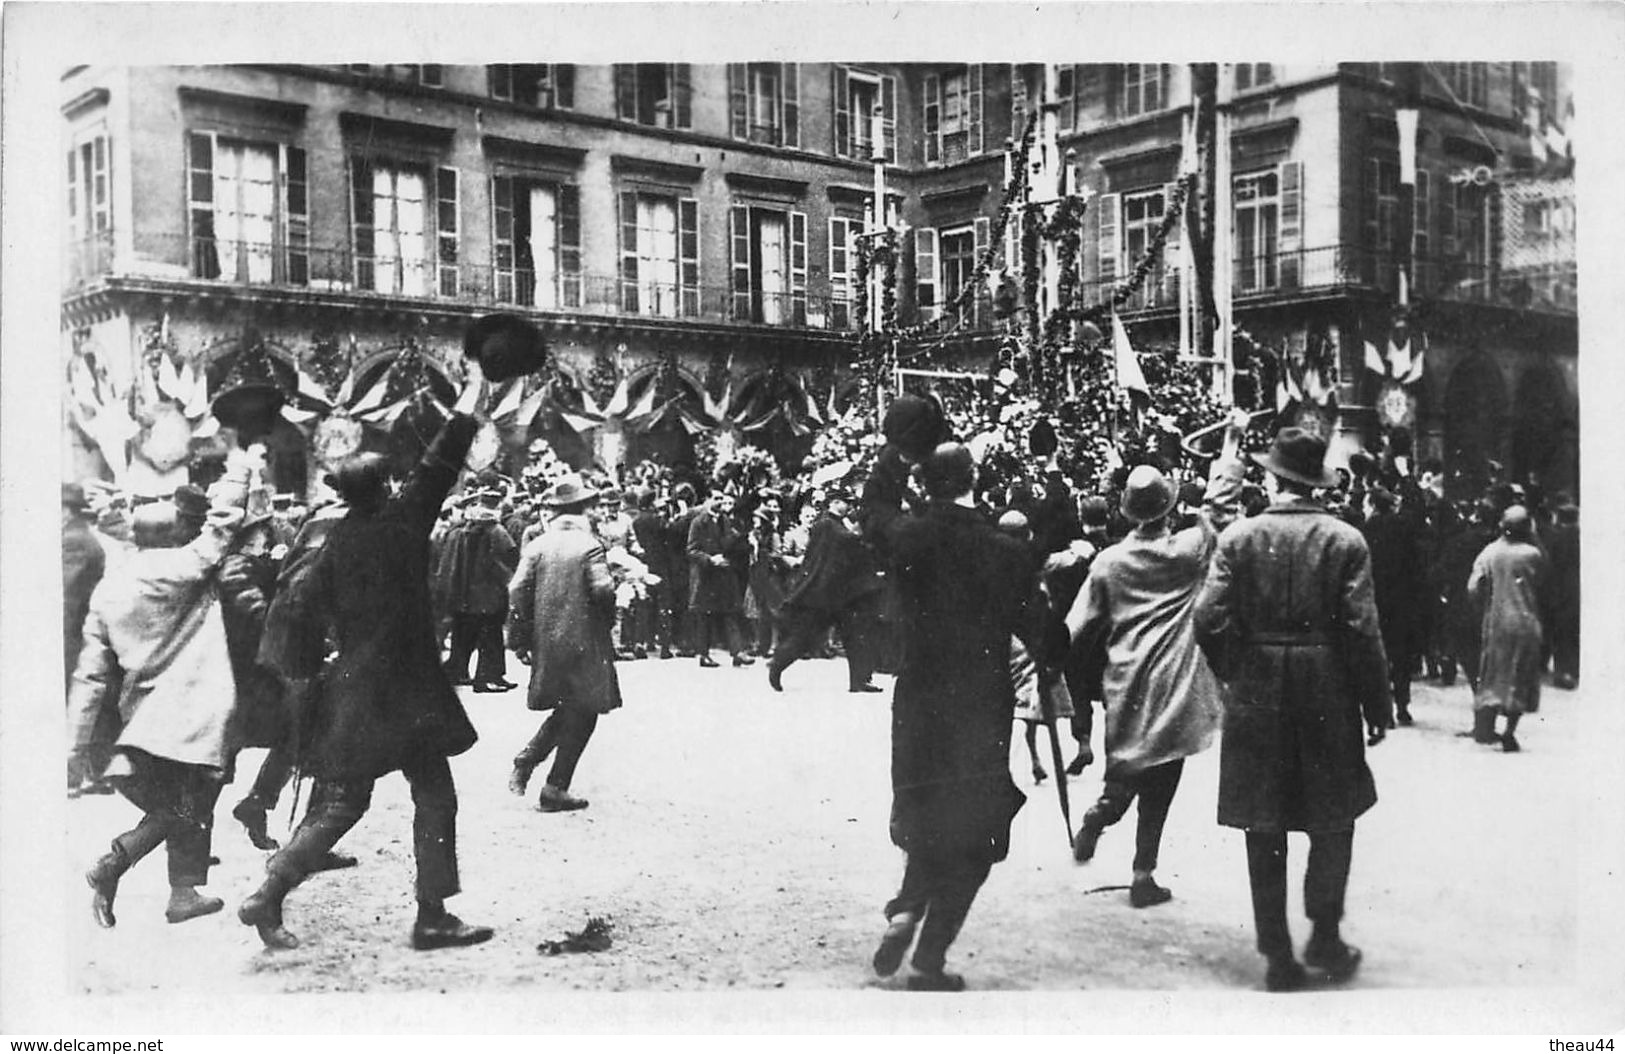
871, 103, 888, 418
1213, 88, 1235, 405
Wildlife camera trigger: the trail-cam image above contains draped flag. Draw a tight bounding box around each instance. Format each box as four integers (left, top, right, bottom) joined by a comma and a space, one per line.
1111, 312, 1152, 406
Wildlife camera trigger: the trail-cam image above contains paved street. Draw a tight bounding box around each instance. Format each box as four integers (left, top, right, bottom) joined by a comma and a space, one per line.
59, 653, 1624, 1029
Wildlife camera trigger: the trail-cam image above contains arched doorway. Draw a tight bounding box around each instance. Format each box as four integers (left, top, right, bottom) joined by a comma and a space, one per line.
1510, 363, 1577, 498
622, 364, 707, 471
1442, 353, 1507, 499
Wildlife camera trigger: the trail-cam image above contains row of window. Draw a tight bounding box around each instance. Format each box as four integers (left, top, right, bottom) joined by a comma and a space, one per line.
66, 125, 1513, 324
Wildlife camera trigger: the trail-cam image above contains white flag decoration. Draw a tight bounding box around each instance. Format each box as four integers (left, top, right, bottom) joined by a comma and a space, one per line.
1111, 313, 1151, 399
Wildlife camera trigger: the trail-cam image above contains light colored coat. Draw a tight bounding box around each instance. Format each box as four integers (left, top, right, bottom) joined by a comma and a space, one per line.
509, 514, 622, 714
1469, 535, 1547, 715
1065, 457, 1241, 778
67, 508, 245, 775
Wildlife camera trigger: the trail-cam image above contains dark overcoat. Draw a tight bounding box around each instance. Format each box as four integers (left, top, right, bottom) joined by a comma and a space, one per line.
433, 516, 518, 615
664, 507, 698, 605
1434, 523, 1496, 679
885, 501, 1040, 861
781, 513, 881, 614
687, 507, 742, 614
1361, 510, 1426, 657
290, 416, 480, 782
508, 515, 622, 714
632, 510, 672, 578
217, 549, 287, 750
1195, 497, 1392, 833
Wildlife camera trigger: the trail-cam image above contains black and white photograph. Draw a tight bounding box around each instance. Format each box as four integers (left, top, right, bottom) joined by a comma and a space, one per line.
3, 0, 1624, 1041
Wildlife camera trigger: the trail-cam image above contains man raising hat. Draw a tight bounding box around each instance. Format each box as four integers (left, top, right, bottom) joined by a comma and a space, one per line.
1195, 426, 1392, 992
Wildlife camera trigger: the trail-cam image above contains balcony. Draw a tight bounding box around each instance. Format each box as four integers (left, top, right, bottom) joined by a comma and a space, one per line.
62, 229, 864, 336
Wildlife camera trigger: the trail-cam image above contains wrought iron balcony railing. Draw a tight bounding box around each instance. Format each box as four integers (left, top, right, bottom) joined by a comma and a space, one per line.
65, 231, 1577, 329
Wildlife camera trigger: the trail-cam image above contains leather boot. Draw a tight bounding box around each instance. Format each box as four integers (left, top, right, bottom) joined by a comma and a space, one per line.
238, 875, 299, 950
165, 885, 225, 924
232, 800, 279, 851
86, 851, 123, 929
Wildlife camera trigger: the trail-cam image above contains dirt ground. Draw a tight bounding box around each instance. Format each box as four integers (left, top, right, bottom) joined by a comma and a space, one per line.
51, 656, 1625, 1032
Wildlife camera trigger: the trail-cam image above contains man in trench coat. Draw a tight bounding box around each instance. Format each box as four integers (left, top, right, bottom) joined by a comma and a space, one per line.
507, 475, 622, 812
237, 384, 493, 953
1195, 427, 1392, 993
1467, 505, 1548, 752
866, 442, 1045, 992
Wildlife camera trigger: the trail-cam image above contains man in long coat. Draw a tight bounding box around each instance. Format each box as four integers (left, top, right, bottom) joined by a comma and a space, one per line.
687, 489, 753, 667
1195, 427, 1392, 993
1468, 505, 1548, 752
630, 487, 674, 658
237, 396, 492, 953
507, 476, 621, 812
68, 498, 247, 928
767, 491, 884, 693
663, 483, 700, 655
867, 442, 1043, 992
1361, 486, 1425, 725
435, 491, 519, 692
1435, 499, 1499, 698
1066, 412, 1245, 908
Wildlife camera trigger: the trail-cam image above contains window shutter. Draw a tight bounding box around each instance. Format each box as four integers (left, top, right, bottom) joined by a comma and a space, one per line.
1161, 181, 1182, 301
1278, 160, 1302, 290
782, 62, 799, 148
1440, 180, 1458, 260
1057, 64, 1075, 131
833, 67, 851, 157
558, 183, 581, 308
829, 217, 851, 329
1010, 64, 1028, 136
730, 204, 753, 321
881, 75, 898, 163
673, 64, 692, 128
67, 147, 80, 251
1097, 192, 1120, 284
187, 132, 219, 279
614, 65, 636, 120
679, 197, 699, 317
90, 134, 110, 235
553, 65, 575, 109
914, 227, 938, 317
923, 72, 940, 164
1156, 64, 1170, 111
968, 64, 984, 156
728, 64, 749, 140
790, 209, 808, 325
973, 216, 990, 323
282, 145, 308, 286
492, 175, 515, 303
436, 167, 459, 296
350, 155, 374, 290
619, 190, 639, 312
1413, 169, 1431, 294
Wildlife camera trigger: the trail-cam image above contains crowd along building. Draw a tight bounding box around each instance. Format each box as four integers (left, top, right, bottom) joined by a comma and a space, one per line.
60, 61, 1576, 501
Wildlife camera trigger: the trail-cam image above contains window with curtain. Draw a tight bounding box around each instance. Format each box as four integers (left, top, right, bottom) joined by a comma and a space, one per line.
923, 65, 982, 165
728, 63, 799, 147
939, 226, 977, 324
187, 133, 307, 285
619, 191, 699, 318
731, 204, 808, 325
833, 67, 896, 162
351, 157, 457, 297
492, 176, 580, 309
828, 215, 859, 329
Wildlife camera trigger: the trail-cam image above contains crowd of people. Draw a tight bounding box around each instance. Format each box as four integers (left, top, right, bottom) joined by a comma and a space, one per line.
60, 373, 1581, 992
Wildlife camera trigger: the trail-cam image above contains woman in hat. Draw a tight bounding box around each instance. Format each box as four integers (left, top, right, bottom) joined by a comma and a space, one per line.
1467, 505, 1548, 752
507, 475, 621, 811
1064, 410, 1247, 909
1195, 426, 1392, 992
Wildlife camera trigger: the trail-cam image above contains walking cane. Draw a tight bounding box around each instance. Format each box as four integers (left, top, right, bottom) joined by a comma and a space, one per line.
1039, 668, 1074, 847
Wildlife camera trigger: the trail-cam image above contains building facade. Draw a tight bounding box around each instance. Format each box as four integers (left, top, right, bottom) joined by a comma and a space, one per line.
61, 61, 1577, 499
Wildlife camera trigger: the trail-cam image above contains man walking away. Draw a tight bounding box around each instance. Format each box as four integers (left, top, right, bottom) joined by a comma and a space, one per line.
507, 476, 622, 812
1195, 427, 1392, 993
437, 489, 519, 693
868, 443, 1045, 991
1468, 505, 1548, 752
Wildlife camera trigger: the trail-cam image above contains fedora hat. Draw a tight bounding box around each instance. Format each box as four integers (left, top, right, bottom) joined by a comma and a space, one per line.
1119, 465, 1177, 524
463, 313, 549, 383
1252, 427, 1339, 489
541, 474, 598, 510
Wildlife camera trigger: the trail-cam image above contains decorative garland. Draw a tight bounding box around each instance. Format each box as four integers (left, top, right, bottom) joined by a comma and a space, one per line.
1067, 174, 1194, 326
